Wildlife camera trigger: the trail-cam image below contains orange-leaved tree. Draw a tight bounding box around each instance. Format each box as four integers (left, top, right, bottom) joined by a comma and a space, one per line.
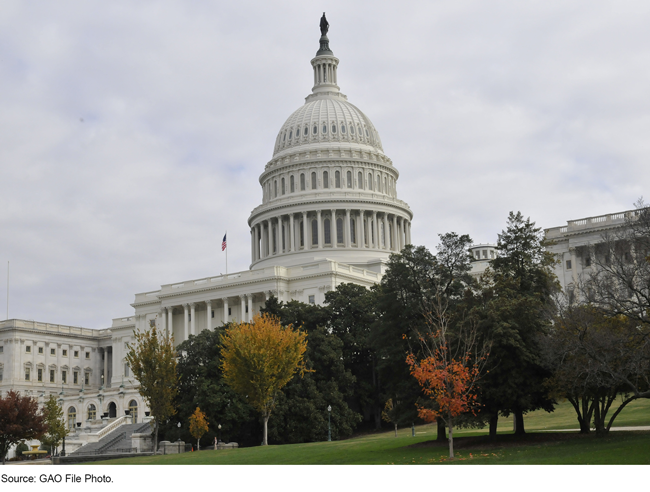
407, 292, 489, 459
220, 313, 309, 446
189, 406, 209, 451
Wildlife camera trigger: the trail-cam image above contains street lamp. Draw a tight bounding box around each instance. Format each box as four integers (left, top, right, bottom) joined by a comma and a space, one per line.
327, 405, 332, 442
218, 424, 222, 445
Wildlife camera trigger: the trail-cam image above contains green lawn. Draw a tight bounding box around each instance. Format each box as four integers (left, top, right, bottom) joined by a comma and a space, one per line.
96, 399, 650, 465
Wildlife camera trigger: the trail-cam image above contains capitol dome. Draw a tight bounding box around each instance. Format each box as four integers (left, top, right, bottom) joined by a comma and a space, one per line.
248, 20, 412, 271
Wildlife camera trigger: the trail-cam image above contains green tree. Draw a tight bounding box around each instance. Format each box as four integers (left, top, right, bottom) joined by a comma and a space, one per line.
40, 395, 67, 455
126, 321, 178, 452
173, 326, 259, 447
0, 390, 47, 464
220, 313, 309, 446
476, 212, 558, 436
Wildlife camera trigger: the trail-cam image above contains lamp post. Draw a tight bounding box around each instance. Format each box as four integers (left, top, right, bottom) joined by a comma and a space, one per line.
177, 422, 181, 454
327, 405, 331, 442
218, 424, 222, 446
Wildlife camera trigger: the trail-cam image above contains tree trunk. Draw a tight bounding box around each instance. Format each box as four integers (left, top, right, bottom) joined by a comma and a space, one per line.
448, 416, 454, 459
593, 400, 607, 437
513, 410, 525, 435
436, 419, 446, 441
263, 415, 268, 446
154, 420, 159, 452
489, 413, 498, 440
197, 439, 200, 451
394, 423, 397, 437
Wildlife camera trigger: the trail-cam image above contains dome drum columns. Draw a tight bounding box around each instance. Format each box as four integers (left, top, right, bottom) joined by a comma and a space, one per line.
249, 209, 412, 267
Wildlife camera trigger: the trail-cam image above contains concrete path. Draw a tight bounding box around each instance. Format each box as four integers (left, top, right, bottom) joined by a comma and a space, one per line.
543, 426, 650, 432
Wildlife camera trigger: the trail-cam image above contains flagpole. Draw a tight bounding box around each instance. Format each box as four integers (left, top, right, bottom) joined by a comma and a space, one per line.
6, 261, 9, 320
225, 231, 228, 275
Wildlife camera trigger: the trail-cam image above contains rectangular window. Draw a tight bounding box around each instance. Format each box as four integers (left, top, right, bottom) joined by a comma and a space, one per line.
50, 370, 55, 383
188, 313, 191, 322
51, 348, 55, 356
566, 260, 572, 270
0, 368, 3, 382
62, 349, 68, 357
308, 295, 315, 305
585, 256, 592, 267
482, 250, 488, 259
73, 372, 78, 384
62, 370, 67, 384
25, 367, 30, 381
211, 310, 214, 318
26, 346, 31, 353
124, 363, 130, 377
38, 368, 43, 382
74, 350, 79, 358
85, 352, 90, 359
228, 308, 232, 315
0, 346, 3, 354
38, 347, 44, 354
84, 372, 90, 385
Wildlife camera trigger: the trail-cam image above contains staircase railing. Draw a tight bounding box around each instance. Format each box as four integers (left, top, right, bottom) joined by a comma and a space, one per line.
96, 416, 127, 440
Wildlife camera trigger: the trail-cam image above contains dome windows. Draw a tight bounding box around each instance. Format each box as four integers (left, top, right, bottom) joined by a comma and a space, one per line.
304, 126, 309, 137
365, 128, 369, 137
341, 124, 346, 134
296, 128, 300, 137
283, 133, 286, 142
358, 126, 363, 137
322, 124, 327, 134
350, 125, 355, 135
300, 173, 306, 191
313, 125, 318, 135
290, 175, 295, 193
311, 172, 317, 189
332, 124, 337, 134
346, 171, 352, 188
289, 131, 293, 140
323, 171, 329, 188
335, 171, 341, 188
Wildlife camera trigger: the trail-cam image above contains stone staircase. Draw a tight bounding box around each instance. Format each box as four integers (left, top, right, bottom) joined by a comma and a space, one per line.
71, 423, 151, 456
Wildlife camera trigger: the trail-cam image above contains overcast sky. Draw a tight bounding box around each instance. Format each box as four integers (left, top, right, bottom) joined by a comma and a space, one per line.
1, 0, 649, 328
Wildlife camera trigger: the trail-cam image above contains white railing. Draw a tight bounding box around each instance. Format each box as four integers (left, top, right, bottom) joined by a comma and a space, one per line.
96, 416, 127, 440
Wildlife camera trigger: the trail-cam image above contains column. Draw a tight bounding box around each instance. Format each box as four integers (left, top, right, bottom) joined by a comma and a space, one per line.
222, 298, 229, 324
167, 307, 173, 338
240, 295, 246, 322
570, 248, 578, 285
206, 300, 212, 331
303, 212, 309, 250
190, 303, 196, 336
160, 309, 167, 337
274, 218, 280, 255
247, 295, 253, 322
331, 209, 337, 248
383, 214, 389, 250
183, 304, 189, 341
345, 209, 351, 248
359, 210, 366, 249
407, 220, 412, 244
290, 214, 295, 252
266, 220, 272, 257
103, 348, 108, 388
372, 211, 378, 248
317, 210, 323, 249
250, 229, 255, 263
392, 214, 398, 251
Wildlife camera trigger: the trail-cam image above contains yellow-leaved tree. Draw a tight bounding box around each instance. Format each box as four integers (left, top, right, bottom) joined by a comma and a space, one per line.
189, 406, 209, 451
126, 320, 178, 452
220, 313, 309, 446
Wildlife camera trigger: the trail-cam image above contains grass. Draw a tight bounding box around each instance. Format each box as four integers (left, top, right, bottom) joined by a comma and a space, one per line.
95, 398, 650, 465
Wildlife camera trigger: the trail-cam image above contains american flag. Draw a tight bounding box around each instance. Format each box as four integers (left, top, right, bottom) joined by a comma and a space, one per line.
222, 233, 227, 251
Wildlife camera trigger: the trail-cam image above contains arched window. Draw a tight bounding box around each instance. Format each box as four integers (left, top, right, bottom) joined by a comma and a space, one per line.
332, 124, 337, 134
358, 171, 363, 189
283, 132, 286, 142
311, 172, 317, 189
87, 404, 96, 421
296, 128, 300, 137
289, 130, 292, 140
108, 402, 117, 418
304, 126, 309, 137
274, 180, 278, 198
313, 125, 318, 135
300, 221, 304, 247
324, 218, 331, 244
350, 125, 355, 135
281, 178, 285, 195
290, 175, 295, 193
323, 171, 329, 189
377, 176, 381, 192
300, 173, 305, 191
335, 171, 341, 188
347, 171, 352, 188
311, 220, 318, 246
350, 218, 356, 244
322, 124, 327, 134
341, 124, 346, 134
368, 173, 373, 190
68, 406, 77, 430
129, 400, 138, 423
336, 218, 343, 244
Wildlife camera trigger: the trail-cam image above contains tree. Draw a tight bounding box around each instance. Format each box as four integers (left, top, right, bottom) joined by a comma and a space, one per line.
189, 407, 209, 450
407, 283, 488, 459
476, 212, 558, 436
40, 395, 67, 455
544, 302, 650, 435
220, 313, 309, 446
0, 390, 47, 465
126, 321, 178, 452
377, 234, 475, 440
173, 326, 259, 447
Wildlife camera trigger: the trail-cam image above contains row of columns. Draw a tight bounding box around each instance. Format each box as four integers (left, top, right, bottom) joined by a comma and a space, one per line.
251, 210, 412, 262
158, 294, 260, 341
313, 59, 338, 86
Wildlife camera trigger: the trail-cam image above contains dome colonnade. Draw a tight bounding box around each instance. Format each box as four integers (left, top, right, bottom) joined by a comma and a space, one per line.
248, 20, 413, 270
